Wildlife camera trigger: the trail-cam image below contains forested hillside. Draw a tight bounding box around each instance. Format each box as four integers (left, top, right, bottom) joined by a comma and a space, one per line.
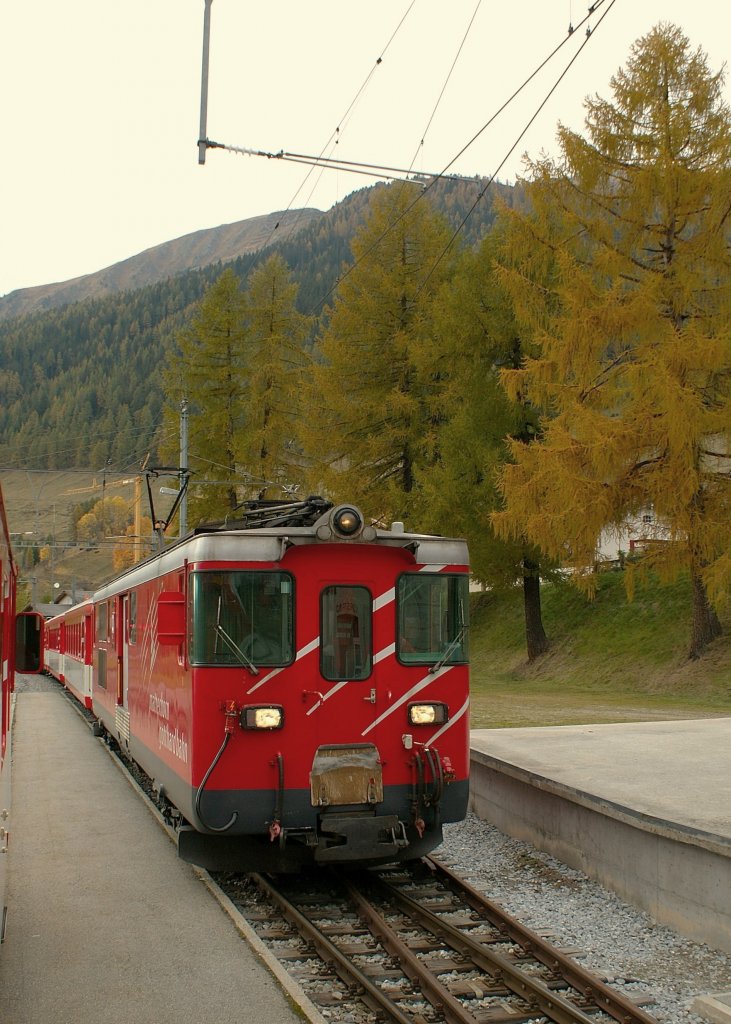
0, 176, 509, 469
0, 209, 322, 323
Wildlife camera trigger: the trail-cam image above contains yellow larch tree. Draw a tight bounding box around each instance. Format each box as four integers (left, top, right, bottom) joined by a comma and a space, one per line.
493, 24, 731, 658
301, 182, 457, 526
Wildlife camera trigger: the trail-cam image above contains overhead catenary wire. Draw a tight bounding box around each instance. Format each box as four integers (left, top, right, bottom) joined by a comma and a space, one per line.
405, 0, 482, 177
194, 1, 616, 322
202, 1, 612, 202
199, 1, 418, 273
417, 0, 619, 294
207, 0, 483, 190
307, 0, 618, 314
0, 421, 175, 472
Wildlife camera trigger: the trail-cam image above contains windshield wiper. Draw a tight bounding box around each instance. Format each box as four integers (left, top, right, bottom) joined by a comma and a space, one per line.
429, 624, 466, 675
214, 623, 259, 676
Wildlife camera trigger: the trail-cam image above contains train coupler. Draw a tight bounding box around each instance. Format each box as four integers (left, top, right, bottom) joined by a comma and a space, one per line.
315, 814, 408, 863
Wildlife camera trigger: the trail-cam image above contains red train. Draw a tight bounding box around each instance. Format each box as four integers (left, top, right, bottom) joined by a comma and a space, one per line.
44, 498, 470, 871
0, 485, 15, 941
44, 599, 93, 709
1, 483, 43, 942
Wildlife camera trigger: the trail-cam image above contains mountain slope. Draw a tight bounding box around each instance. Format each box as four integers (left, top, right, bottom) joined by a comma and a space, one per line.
0, 208, 322, 322
0, 176, 511, 469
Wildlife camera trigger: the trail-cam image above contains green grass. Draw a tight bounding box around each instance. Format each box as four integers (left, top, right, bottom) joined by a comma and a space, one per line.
469, 570, 731, 728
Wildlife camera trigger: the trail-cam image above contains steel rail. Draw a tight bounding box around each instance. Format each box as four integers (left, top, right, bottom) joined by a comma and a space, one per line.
427, 856, 659, 1024
374, 872, 603, 1024
342, 877, 481, 1024
250, 873, 415, 1024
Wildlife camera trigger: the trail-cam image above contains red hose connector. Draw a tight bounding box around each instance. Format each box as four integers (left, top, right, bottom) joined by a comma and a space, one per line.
222, 700, 239, 734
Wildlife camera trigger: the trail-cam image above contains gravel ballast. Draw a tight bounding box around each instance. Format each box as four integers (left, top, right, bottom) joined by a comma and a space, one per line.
442, 814, 731, 1024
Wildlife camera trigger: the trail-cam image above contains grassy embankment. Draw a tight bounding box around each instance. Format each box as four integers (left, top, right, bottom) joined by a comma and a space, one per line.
469, 569, 731, 728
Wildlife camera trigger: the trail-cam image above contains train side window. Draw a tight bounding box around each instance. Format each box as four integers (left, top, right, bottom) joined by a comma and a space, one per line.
189, 571, 294, 667
97, 601, 108, 642
396, 573, 469, 666
320, 586, 372, 681
97, 648, 107, 688
128, 592, 137, 645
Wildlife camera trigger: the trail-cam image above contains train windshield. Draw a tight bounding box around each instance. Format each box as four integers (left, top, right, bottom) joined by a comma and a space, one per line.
396, 573, 469, 666
189, 571, 294, 666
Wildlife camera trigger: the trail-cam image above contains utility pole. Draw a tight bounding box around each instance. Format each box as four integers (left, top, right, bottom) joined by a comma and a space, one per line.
180, 398, 189, 537
198, 0, 214, 165
133, 475, 143, 562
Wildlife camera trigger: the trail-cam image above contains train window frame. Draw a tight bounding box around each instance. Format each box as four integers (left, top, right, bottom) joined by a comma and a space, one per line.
395, 572, 469, 667
96, 600, 108, 642
188, 569, 295, 668
128, 592, 137, 645
320, 585, 373, 682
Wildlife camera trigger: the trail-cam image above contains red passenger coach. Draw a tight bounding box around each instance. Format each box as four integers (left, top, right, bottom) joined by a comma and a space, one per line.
44, 600, 94, 709
0, 486, 17, 936
90, 498, 470, 872
44, 615, 61, 681
1, 483, 43, 942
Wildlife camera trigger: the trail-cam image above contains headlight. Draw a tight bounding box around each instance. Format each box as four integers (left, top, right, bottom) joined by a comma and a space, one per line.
315, 503, 377, 542
333, 506, 362, 536
408, 702, 448, 726
240, 705, 284, 730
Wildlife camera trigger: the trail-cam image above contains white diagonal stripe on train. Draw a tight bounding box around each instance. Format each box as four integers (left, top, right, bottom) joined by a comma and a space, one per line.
361, 665, 453, 736
246, 635, 320, 694
373, 642, 395, 664
305, 681, 348, 716
372, 587, 395, 612
246, 666, 283, 694
424, 695, 470, 745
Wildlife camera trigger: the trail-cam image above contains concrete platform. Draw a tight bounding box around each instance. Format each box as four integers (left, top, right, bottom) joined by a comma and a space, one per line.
470, 719, 731, 955
0, 685, 315, 1024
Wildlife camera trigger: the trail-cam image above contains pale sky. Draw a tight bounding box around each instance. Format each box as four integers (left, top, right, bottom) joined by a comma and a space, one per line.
2, 0, 729, 297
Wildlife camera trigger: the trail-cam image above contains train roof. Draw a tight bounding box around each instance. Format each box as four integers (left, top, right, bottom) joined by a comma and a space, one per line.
94, 501, 469, 601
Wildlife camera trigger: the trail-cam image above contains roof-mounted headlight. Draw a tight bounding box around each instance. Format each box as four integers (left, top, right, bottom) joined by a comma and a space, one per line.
315, 503, 377, 542
334, 506, 362, 536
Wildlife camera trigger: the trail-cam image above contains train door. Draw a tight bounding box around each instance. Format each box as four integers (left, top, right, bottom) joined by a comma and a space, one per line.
315, 579, 378, 719
119, 594, 130, 710
15, 612, 44, 674
307, 572, 387, 819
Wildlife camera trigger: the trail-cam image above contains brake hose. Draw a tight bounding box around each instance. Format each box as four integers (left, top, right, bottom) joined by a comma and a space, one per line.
195, 730, 238, 833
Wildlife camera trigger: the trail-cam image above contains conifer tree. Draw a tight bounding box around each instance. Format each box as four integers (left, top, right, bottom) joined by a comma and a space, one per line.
493, 24, 731, 658
239, 253, 312, 498
164, 268, 247, 522
164, 258, 311, 526
301, 183, 457, 525
423, 238, 551, 659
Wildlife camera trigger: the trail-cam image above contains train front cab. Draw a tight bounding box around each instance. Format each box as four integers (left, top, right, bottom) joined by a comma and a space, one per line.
160, 514, 470, 872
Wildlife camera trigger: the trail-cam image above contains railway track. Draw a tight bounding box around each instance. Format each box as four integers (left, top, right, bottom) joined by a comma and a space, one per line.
57, 680, 660, 1024
215, 858, 660, 1024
